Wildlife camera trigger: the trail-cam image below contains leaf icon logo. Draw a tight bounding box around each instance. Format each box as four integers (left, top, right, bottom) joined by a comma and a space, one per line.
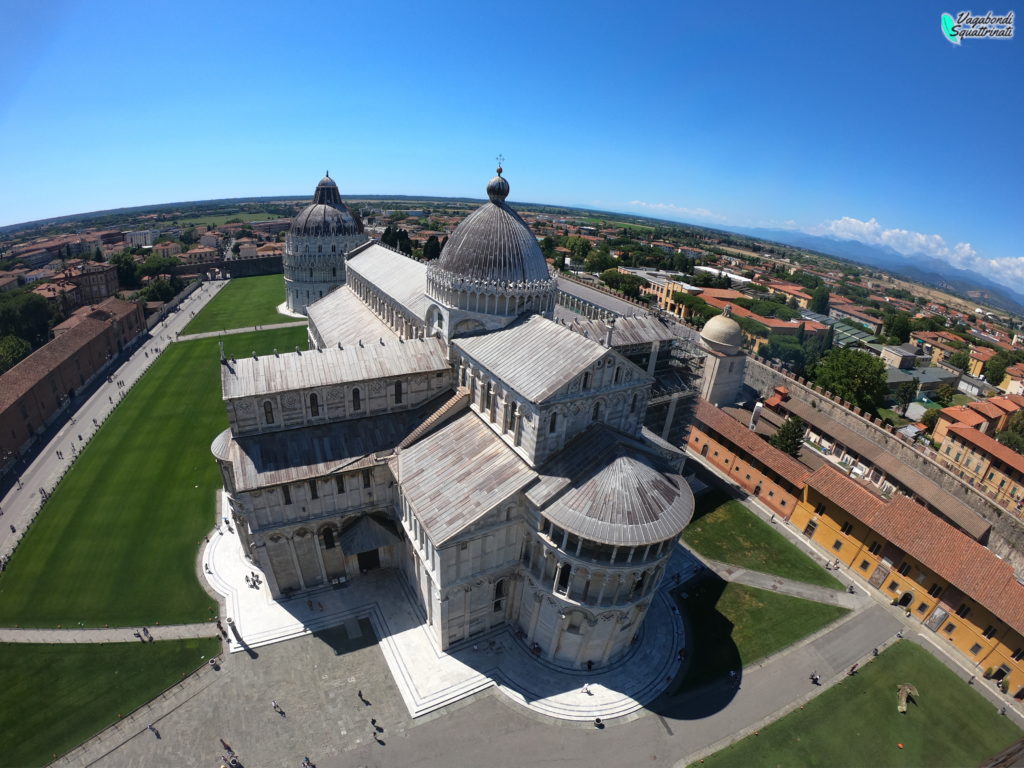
941, 12, 961, 44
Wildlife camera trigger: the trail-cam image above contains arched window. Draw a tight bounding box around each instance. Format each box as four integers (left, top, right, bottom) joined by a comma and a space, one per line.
493, 579, 506, 613
323, 528, 335, 549
394, 381, 403, 404
309, 393, 319, 417
592, 402, 601, 421
309, 268, 313, 278
614, 367, 622, 384
264, 401, 275, 423
332, 267, 336, 277
331, 245, 336, 253
549, 412, 558, 433
505, 401, 517, 433
582, 372, 591, 389
556, 564, 572, 594
352, 388, 361, 411
630, 393, 637, 413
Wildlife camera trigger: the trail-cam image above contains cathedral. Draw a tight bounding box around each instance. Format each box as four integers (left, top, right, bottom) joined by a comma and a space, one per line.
212, 167, 700, 668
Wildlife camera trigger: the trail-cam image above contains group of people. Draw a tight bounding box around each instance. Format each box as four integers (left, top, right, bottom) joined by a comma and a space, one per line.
245, 571, 262, 590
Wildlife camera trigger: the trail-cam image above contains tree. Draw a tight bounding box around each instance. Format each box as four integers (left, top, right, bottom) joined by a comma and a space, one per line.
769, 417, 806, 457
895, 378, 919, 415
422, 235, 441, 261
948, 350, 970, 371
998, 411, 1024, 453
883, 311, 912, 343
921, 408, 940, 432
0, 334, 31, 374
934, 383, 957, 406
808, 285, 830, 314
985, 350, 1024, 386
764, 334, 806, 374
812, 348, 887, 411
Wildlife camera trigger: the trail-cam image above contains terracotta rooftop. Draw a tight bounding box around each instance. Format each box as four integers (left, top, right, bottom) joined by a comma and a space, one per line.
694, 399, 811, 487
807, 464, 1024, 638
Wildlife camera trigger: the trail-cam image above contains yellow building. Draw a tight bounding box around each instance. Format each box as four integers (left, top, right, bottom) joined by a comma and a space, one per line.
790, 464, 1024, 694
939, 426, 1024, 508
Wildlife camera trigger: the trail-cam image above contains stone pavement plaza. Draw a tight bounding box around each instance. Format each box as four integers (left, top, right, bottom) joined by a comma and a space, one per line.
203, 496, 690, 722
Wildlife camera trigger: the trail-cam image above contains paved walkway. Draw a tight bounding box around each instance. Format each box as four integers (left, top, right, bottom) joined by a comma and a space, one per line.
0, 280, 228, 563
176, 320, 307, 342
701, 557, 865, 610
0, 623, 220, 643
204, 502, 702, 721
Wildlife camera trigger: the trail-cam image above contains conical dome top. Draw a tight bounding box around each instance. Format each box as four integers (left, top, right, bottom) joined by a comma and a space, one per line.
312, 172, 342, 205
290, 172, 362, 236
432, 168, 549, 284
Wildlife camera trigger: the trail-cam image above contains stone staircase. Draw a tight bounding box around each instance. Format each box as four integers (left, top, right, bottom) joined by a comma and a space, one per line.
396, 386, 471, 450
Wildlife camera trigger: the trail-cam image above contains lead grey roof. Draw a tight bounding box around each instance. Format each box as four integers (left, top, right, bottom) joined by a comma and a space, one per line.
290, 173, 363, 236
221, 336, 448, 400
561, 314, 678, 347
340, 515, 402, 554
431, 173, 550, 285
216, 395, 448, 491
347, 244, 429, 318
307, 285, 397, 348
454, 314, 643, 403
395, 411, 537, 545
527, 424, 694, 546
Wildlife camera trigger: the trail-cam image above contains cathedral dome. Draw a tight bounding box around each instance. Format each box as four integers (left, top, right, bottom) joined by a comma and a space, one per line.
700, 308, 744, 354
432, 168, 550, 285
290, 172, 363, 238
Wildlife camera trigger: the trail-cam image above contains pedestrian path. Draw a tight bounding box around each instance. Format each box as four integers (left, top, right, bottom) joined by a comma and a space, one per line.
700, 557, 865, 610
176, 320, 307, 342
203, 508, 687, 721
0, 623, 220, 643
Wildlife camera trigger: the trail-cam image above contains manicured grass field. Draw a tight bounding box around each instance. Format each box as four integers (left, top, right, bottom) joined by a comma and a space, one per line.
683, 491, 844, 590
183, 274, 301, 334
877, 407, 911, 427
166, 212, 283, 228
0, 327, 308, 627
0, 639, 220, 768
673, 579, 848, 692
695, 641, 1021, 768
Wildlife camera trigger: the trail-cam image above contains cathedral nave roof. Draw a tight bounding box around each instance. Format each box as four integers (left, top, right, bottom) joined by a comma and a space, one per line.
453, 314, 645, 404
347, 243, 429, 319
221, 335, 448, 400
394, 411, 537, 545
307, 285, 398, 348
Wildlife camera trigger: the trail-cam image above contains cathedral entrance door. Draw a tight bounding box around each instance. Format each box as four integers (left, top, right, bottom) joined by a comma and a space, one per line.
358, 549, 381, 572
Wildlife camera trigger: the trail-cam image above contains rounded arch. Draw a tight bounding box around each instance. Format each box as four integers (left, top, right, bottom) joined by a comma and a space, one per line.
454, 318, 485, 335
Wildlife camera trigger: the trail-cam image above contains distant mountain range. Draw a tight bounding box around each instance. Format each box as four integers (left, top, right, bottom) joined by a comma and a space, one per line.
725, 227, 1024, 315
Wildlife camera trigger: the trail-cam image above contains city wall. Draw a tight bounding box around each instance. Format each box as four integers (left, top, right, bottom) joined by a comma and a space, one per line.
743, 355, 1024, 570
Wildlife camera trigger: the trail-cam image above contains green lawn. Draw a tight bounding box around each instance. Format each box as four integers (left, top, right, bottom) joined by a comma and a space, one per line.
877, 408, 911, 427
673, 579, 848, 692
0, 327, 308, 627
183, 274, 301, 334
951, 393, 975, 406
683, 491, 844, 590
0, 639, 220, 768
695, 641, 1021, 768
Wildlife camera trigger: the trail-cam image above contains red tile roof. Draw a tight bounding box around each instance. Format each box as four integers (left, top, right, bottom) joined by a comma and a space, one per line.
807, 464, 1024, 637
694, 399, 811, 486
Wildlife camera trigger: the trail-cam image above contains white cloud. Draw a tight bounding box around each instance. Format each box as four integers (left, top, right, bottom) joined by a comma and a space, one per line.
808, 216, 1024, 285
624, 200, 728, 223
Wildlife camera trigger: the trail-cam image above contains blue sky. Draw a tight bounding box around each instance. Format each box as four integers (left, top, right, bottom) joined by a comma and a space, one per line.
1, 1, 1020, 280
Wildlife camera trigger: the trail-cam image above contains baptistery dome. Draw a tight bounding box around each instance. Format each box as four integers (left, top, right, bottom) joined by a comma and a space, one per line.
290, 174, 363, 237
426, 167, 555, 324
284, 172, 369, 315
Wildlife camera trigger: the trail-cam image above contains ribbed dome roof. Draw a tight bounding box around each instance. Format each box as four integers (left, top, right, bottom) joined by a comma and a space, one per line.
290, 172, 363, 237
433, 168, 549, 284
701, 309, 744, 354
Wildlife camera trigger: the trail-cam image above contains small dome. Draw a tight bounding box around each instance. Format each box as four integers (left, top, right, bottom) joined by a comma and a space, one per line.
701, 311, 744, 354
431, 169, 549, 284
290, 172, 362, 237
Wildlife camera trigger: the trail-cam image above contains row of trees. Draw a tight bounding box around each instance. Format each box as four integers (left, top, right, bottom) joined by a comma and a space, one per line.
0, 290, 61, 374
